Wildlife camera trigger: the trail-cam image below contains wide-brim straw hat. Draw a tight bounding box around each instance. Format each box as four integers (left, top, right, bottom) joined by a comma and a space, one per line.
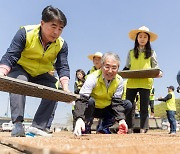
88, 52, 103, 61
128, 26, 158, 42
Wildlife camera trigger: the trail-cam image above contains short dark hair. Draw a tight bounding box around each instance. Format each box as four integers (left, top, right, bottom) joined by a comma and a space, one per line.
42, 5, 67, 27
167, 86, 174, 91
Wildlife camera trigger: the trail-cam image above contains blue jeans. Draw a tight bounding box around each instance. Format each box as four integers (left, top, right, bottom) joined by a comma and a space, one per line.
166, 110, 176, 133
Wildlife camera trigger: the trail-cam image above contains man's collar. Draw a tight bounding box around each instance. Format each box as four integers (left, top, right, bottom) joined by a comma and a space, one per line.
101, 73, 115, 83
39, 28, 51, 50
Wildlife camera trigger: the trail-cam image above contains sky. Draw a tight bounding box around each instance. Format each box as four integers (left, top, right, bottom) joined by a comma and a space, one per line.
0, 0, 180, 124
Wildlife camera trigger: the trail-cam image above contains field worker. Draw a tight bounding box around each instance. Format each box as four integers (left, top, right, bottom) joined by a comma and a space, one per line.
87, 52, 103, 75
123, 26, 162, 133
73, 52, 132, 136
74, 69, 86, 94
156, 86, 176, 135
0, 5, 70, 137
72, 69, 86, 130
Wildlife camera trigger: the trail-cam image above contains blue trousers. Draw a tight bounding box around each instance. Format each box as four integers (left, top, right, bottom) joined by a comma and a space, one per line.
167, 110, 176, 133
8, 65, 57, 130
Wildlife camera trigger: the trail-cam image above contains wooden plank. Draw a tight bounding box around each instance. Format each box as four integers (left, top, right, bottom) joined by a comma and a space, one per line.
0, 76, 79, 103
0, 139, 43, 154
0, 143, 22, 154
118, 68, 161, 78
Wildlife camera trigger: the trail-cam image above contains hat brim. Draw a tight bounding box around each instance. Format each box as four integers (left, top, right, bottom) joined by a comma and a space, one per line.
128, 29, 158, 42
88, 54, 102, 61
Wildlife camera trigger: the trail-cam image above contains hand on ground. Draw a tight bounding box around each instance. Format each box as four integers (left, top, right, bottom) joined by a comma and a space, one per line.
74, 118, 85, 136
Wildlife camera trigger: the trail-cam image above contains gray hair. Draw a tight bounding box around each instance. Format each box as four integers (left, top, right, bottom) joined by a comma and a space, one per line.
101, 52, 120, 66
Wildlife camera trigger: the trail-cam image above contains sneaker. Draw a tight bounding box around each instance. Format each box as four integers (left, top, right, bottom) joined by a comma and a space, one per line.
25, 132, 36, 137
26, 126, 52, 137
140, 129, 148, 133
45, 128, 53, 134
169, 132, 176, 135
11, 122, 25, 137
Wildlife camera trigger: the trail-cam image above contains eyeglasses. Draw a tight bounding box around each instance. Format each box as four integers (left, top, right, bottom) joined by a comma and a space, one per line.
103, 65, 118, 71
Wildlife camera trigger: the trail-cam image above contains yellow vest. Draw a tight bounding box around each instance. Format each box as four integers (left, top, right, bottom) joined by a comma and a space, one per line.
17, 25, 64, 77
89, 66, 97, 74
166, 91, 176, 111
75, 80, 84, 91
91, 70, 121, 109
127, 50, 153, 89
85, 66, 97, 79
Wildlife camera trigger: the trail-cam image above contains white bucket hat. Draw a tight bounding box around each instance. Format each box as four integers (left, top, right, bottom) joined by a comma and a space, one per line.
88, 52, 103, 61
128, 26, 158, 42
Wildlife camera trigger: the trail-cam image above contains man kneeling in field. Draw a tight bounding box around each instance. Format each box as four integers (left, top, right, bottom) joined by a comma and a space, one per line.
73, 52, 132, 136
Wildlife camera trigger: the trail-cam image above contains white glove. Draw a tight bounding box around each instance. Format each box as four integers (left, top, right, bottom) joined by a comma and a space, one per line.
118, 119, 128, 134
74, 118, 85, 136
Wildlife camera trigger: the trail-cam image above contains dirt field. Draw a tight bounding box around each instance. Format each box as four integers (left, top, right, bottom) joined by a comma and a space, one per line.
0, 130, 180, 154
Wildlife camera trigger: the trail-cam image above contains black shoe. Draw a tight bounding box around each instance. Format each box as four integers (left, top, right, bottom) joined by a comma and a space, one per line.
127, 129, 133, 134
140, 129, 148, 133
